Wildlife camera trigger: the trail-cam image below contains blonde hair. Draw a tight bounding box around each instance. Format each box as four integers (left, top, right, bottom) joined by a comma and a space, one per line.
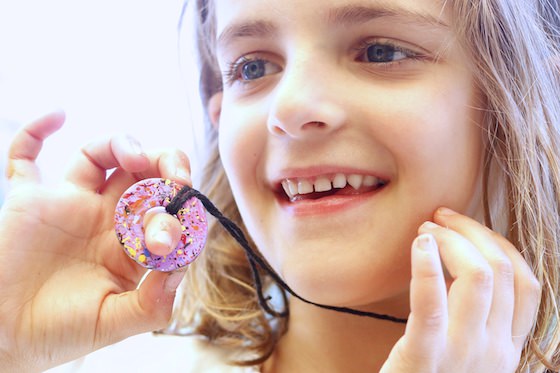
168, 0, 560, 371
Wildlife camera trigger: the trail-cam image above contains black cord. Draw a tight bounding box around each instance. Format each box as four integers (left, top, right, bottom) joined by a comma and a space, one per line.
167, 185, 408, 324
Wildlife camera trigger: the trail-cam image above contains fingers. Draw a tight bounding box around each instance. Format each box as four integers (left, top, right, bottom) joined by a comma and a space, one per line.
6, 111, 66, 185
8, 112, 192, 196
65, 134, 192, 197
431, 209, 540, 350
393, 209, 539, 371
136, 149, 191, 185
418, 221, 494, 344
490, 234, 540, 349
403, 233, 447, 362
102, 148, 192, 199
96, 269, 186, 346
434, 210, 514, 332
65, 135, 150, 191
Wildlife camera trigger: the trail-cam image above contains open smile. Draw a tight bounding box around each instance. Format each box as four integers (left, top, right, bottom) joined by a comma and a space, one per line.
280, 173, 388, 202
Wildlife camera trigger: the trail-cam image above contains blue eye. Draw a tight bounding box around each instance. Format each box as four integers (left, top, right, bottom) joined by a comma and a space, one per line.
366, 43, 407, 63
225, 57, 281, 85
241, 60, 266, 80
356, 40, 421, 65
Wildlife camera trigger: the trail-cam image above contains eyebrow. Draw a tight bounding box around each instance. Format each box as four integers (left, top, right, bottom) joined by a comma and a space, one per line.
217, 20, 277, 50
327, 4, 449, 28
217, 4, 448, 50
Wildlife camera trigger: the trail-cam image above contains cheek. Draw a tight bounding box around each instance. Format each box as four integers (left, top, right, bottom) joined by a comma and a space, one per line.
217, 100, 269, 212
218, 102, 261, 174
385, 84, 485, 209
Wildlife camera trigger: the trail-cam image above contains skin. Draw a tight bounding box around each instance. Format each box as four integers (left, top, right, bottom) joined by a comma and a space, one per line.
0, 0, 541, 371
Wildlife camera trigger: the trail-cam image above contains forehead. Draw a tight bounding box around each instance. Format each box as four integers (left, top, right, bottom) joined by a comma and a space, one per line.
213, 0, 451, 39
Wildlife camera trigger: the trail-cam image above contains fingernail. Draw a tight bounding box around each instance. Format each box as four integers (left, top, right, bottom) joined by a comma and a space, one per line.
437, 207, 457, 216
143, 206, 167, 227
421, 221, 440, 230
175, 167, 192, 184
153, 231, 173, 250
127, 136, 146, 156
174, 153, 192, 184
414, 233, 436, 252
164, 271, 185, 292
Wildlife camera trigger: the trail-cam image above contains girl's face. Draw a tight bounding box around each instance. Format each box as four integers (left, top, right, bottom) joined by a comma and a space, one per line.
213, 0, 484, 312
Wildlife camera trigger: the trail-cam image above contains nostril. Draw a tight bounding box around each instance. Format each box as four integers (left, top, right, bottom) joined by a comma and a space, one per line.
269, 121, 325, 136
304, 121, 327, 129
270, 125, 287, 136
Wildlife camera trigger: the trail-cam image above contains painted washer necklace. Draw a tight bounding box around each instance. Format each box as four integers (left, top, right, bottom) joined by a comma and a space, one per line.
115, 178, 407, 324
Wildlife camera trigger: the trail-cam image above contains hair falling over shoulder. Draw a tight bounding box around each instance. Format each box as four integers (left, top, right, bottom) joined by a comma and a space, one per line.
166, 0, 560, 371
450, 1, 560, 371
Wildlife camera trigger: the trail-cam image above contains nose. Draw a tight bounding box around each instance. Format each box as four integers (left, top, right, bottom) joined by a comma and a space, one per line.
267, 60, 347, 139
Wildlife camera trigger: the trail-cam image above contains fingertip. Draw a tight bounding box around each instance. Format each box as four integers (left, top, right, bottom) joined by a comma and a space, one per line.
405, 233, 447, 356
164, 270, 186, 293
49, 109, 67, 125
129, 271, 176, 326
137, 270, 180, 320
165, 151, 193, 186
173, 167, 192, 186
409, 233, 447, 337
174, 151, 192, 185
413, 233, 437, 253
125, 134, 147, 157
144, 212, 182, 256
436, 207, 458, 216
111, 135, 150, 173
149, 231, 175, 256
6, 111, 68, 184
129, 152, 151, 172
97, 271, 176, 346
432, 207, 463, 226
418, 221, 441, 235
28, 110, 67, 138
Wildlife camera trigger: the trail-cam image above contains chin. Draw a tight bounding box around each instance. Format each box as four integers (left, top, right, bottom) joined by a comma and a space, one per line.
277, 254, 411, 311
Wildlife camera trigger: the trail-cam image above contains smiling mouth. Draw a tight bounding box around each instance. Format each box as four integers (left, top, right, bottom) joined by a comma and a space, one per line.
280, 173, 388, 202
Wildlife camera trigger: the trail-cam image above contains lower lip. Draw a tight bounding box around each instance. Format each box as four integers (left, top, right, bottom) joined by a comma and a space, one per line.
277, 188, 384, 217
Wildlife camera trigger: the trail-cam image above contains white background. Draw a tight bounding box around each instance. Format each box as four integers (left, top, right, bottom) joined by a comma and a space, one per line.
0, 0, 203, 192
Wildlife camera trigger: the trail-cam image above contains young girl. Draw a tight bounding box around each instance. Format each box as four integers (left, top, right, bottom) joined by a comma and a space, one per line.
1, 0, 559, 372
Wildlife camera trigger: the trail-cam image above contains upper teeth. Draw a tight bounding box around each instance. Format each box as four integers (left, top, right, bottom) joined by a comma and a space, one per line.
281, 173, 383, 200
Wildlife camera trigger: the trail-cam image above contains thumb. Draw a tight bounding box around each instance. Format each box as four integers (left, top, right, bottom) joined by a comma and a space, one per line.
143, 207, 183, 256
95, 269, 185, 347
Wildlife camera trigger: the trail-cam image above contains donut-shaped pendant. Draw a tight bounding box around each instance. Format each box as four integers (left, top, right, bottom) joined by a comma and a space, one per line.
114, 178, 207, 272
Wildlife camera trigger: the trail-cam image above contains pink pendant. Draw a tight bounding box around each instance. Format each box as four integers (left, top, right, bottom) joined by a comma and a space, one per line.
114, 178, 207, 272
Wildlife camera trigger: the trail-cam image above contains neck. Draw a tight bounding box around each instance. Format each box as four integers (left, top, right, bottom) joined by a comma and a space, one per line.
263, 296, 408, 373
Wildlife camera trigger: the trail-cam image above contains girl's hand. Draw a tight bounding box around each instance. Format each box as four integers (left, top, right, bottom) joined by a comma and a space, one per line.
380, 208, 541, 373
0, 112, 192, 372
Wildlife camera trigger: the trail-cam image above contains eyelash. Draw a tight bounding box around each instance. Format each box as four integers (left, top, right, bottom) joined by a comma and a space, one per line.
353, 39, 426, 66
224, 56, 256, 86
223, 39, 426, 85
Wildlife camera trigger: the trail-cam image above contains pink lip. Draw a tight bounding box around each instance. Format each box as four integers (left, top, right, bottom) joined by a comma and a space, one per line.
275, 187, 385, 217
